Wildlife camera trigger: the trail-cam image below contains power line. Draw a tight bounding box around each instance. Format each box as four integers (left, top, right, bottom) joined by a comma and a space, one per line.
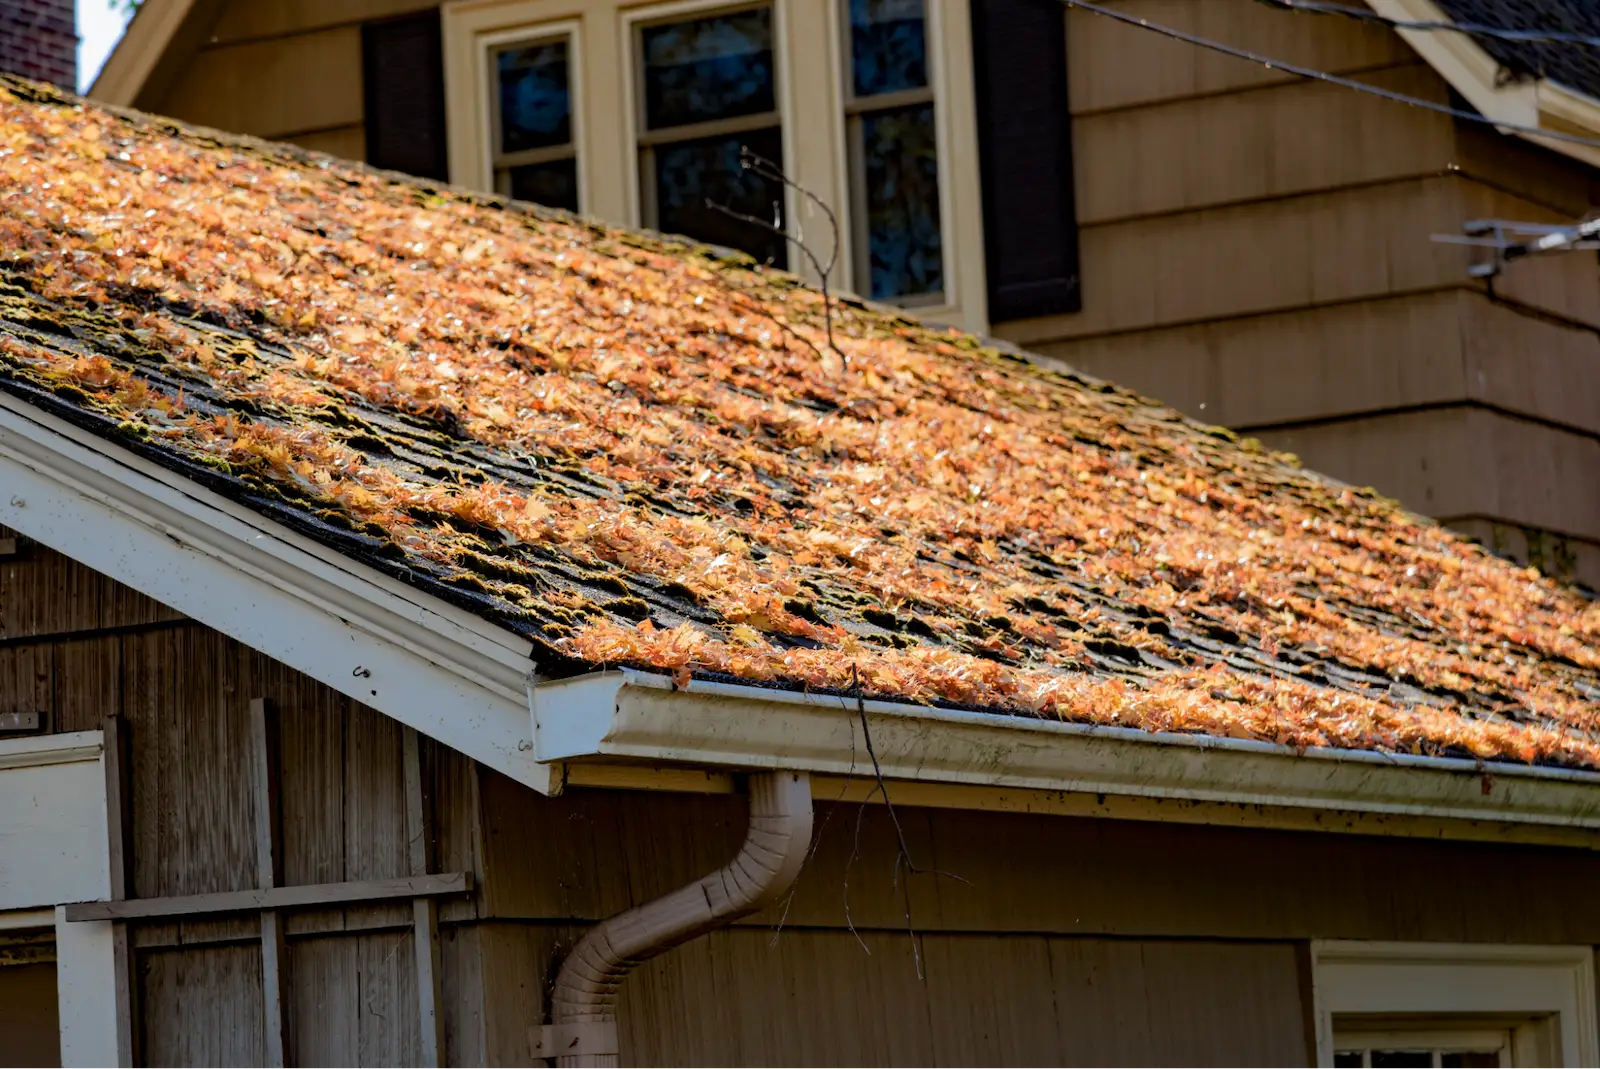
1259, 0, 1600, 50
1059, 0, 1600, 152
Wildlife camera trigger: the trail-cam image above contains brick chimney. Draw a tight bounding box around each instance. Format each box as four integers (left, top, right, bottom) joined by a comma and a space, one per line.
0, 0, 78, 91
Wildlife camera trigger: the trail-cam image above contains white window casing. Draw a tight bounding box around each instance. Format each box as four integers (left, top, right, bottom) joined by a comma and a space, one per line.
1311, 941, 1600, 1067
0, 731, 121, 1067
442, 0, 991, 332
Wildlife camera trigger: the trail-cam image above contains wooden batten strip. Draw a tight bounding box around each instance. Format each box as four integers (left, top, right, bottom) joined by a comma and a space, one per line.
102, 714, 138, 1068
404, 727, 445, 1068
250, 698, 291, 1068
62, 873, 473, 922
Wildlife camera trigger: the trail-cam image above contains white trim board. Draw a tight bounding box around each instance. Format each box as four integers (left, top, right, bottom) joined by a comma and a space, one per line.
534, 670, 1600, 828
0, 394, 551, 793
0, 732, 110, 913
0, 732, 120, 1067
1310, 941, 1600, 1067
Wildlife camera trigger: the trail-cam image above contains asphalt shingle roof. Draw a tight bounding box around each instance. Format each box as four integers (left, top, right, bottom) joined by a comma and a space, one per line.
1434, 0, 1600, 100
3, 77, 1598, 769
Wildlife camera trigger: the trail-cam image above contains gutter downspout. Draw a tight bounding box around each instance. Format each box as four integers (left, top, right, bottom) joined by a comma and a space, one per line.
533, 770, 814, 1066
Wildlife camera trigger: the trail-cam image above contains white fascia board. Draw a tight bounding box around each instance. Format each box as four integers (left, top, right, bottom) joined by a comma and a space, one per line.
534, 671, 1600, 828
0, 395, 552, 793
1371, 0, 1600, 170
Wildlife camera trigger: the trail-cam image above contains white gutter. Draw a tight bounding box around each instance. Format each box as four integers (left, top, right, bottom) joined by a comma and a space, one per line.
0, 393, 550, 792
533, 670, 1600, 828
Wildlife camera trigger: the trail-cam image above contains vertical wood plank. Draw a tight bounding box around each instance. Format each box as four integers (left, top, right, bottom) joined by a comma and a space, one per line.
52, 636, 121, 735
440, 922, 486, 1067
405, 727, 444, 1067
102, 713, 137, 1068
251, 697, 291, 1067
141, 944, 266, 1067
260, 911, 291, 1068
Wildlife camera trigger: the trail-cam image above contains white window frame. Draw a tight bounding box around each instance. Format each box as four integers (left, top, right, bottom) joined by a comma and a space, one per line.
443, 2, 593, 214
833, 0, 950, 312
442, 0, 991, 332
619, 0, 796, 249
1311, 941, 1600, 1067
1333, 1024, 1514, 1067
0, 731, 122, 1067
480, 19, 586, 211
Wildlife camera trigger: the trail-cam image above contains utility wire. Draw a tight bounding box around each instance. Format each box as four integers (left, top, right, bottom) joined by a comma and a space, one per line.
1060, 0, 1600, 152
1258, 0, 1600, 50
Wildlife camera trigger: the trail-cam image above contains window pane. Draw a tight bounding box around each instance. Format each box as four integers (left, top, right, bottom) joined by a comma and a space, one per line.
1441, 1055, 1500, 1068
849, 0, 928, 97
1333, 1055, 1363, 1069
653, 128, 787, 267
507, 158, 579, 213
1371, 1052, 1431, 1068
861, 102, 942, 300
496, 40, 571, 154
641, 8, 775, 130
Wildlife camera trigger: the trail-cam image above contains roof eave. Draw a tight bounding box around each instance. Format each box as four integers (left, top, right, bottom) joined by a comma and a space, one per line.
88, 0, 195, 106
6, 389, 1599, 834
0, 391, 551, 792
1371, 0, 1600, 170
533, 670, 1600, 840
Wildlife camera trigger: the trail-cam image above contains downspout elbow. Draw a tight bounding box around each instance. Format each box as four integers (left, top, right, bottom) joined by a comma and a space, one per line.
540, 770, 813, 1066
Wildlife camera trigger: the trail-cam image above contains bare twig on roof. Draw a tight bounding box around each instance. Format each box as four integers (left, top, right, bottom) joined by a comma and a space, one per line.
705, 145, 847, 368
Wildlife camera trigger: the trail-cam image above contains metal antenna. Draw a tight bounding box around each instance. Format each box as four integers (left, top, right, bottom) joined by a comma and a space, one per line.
1432, 217, 1600, 279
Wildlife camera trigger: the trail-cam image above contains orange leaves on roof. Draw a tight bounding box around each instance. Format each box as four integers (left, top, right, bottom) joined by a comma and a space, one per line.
2, 79, 1598, 769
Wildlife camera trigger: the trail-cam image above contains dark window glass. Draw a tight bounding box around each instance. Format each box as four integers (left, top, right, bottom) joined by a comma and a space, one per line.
496, 41, 571, 154
862, 103, 941, 299
850, 0, 928, 97
509, 158, 579, 212
1371, 1052, 1431, 1068
1441, 1054, 1501, 1068
642, 9, 775, 130
654, 127, 786, 266
1333, 1056, 1362, 1068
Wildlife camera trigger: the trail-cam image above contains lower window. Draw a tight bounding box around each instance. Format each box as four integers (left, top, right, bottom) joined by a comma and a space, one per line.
1312, 942, 1599, 1067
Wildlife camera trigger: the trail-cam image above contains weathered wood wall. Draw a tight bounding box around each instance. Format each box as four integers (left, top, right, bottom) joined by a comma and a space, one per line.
0, 529, 485, 1066
7, 534, 1600, 1066
1013, 0, 1600, 587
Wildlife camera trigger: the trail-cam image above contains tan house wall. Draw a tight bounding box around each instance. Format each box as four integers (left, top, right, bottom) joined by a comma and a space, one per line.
5, 530, 1600, 1063
1011, 0, 1600, 587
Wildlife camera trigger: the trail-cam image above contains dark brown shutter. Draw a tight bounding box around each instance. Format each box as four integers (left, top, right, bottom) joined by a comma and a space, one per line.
362, 9, 450, 182
969, 0, 1081, 321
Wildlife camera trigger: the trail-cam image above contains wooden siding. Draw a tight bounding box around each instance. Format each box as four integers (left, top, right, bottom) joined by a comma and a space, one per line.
156, 26, 365, 141
1255, 408, 1600, 563
998, 0, 1600, 588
